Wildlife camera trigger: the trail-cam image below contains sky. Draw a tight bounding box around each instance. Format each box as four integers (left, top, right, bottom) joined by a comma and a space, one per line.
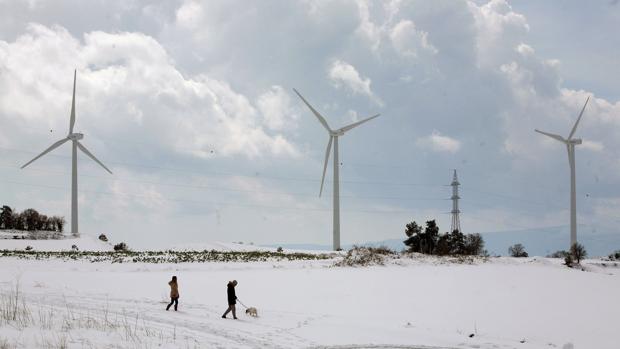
0, 0, 619, 252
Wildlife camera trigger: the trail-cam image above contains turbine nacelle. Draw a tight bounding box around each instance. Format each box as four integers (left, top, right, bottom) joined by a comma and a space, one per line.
569, 138, 582, 145
68, 133, 84, 141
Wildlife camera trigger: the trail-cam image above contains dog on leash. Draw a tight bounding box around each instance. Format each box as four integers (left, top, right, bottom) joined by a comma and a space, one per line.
245, 307, 258, 317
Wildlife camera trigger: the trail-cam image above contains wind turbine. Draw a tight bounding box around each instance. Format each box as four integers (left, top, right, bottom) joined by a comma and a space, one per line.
21, 70, 113, 237
535, 96, 590, 248
293, 88, 379, 251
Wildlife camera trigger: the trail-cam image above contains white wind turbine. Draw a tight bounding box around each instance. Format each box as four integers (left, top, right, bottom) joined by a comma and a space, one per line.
535, 96, 590, 248
293, 88, 379, 251
21, 70, 113, 237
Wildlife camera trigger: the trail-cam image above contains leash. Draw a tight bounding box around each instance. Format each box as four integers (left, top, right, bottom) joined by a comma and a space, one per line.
237, 299, 248, 309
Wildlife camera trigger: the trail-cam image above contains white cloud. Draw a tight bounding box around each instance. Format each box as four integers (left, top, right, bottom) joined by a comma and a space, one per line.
416, 131, 461, 154
581, 140, 604, 152
389, 20, 438, 58
256, 85, 297, 131
470, 0, 530, 68
175, 0, 204, 31
354, 0, 384, 51
328, 60, 382, 105
0, 24, 299, 160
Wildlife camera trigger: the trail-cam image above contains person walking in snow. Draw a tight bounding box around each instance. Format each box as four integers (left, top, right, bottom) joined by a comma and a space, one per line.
221, 280, 238, 319
166, 276, 179, 311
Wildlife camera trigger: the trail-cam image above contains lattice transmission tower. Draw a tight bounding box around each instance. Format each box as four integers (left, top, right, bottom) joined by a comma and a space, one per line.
450, 169, 461, 232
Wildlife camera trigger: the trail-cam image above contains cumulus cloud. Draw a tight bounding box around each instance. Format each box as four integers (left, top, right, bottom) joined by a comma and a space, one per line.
389, 20, 438, 58
470, 0, 530, 67
256, 86, 297, 131
328, 60, 382, 105
0, 24, 299, 160
416, 131, 461, 154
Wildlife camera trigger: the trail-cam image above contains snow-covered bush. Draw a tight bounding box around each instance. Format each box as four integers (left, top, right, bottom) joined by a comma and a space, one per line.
335, 246, 396, 267
608, 250, 620, 260
98, 234, 108, 242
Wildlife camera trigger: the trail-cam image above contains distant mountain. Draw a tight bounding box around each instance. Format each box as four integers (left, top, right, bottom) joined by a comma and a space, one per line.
267, 227, 620, 257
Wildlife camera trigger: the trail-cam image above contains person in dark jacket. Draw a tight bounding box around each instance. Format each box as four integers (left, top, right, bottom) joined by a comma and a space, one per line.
221, 280, 238, 319
166, 276, 179, 311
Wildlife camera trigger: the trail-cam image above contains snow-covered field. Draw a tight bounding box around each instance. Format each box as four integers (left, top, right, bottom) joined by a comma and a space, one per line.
0, 245, 618, 348
0, 232, 113, 252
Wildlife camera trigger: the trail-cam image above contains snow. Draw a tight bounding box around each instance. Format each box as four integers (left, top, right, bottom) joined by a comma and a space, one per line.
0, 252, 618, 348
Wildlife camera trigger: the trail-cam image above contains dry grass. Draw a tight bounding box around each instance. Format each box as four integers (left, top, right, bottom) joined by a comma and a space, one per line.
0, 280, 182, 348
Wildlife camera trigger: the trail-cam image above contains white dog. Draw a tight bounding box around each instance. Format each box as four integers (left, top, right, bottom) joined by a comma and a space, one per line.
245, 307, 258, 317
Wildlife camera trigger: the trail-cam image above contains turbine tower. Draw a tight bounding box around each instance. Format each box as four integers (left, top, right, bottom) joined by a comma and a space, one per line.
535, 96, 590, 248
450, 169, 461, 233
21, 70, 113, 237
293, 88, 379, 251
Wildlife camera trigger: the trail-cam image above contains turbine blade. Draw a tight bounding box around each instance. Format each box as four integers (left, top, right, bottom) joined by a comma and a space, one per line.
21, 138, 69, 169
77, 141, 113, 174
568, 96, 590, 140
336, 114, 380, 134
319, 136, 333, 197
535, 129, 566, 143
292, 88, 332, 132
69, 70, 77, 134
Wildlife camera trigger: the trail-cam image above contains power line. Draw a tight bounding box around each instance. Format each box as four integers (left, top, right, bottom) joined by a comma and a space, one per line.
0, 147, 446, 188
0, 163, 447, 202
0, 179, 417, 215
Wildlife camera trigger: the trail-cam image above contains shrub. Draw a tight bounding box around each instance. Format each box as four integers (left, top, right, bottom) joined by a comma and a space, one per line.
403, 220, 485, 256
276, 247, 283, 253
98, 234, 108, 242
113, 242, 129, 252
570, 243, 587, 264
71, 245, 79, 251
464, 233, 485, 256
564, 254, 574, 267
335, 245, 396, 267
403, 221, 423, 253
508, 244, 528, 258
24, 246, 33, 251
608, 250, 620, 260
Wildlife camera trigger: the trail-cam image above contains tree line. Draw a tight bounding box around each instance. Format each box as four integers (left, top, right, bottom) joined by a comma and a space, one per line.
0, 206, 65, 232
403, 219, 486, 256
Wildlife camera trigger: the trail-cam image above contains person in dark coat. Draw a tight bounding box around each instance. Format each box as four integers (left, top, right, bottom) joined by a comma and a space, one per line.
221, 280, 238, 319
166, 276, 179, 311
